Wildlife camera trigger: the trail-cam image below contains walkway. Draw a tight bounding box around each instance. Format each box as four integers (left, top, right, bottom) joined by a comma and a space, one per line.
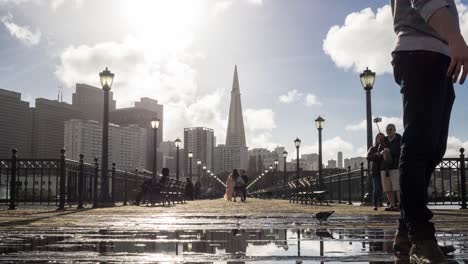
1, 199, 467, 263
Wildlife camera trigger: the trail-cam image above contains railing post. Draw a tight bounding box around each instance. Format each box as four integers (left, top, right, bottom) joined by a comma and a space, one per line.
8, 148, 17, 210
360, 162, 365, 204
93, 157, 99, 208
77, 154, 84, 209
123, 172, 128, 206
347, 166, 352, 205
460, 148, 466, 210
111, 163, 116, 204
58, 149, 66, 211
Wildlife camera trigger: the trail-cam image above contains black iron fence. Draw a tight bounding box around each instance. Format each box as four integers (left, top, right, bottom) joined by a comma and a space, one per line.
0, 149, 165, 210
250, 148, 467, 209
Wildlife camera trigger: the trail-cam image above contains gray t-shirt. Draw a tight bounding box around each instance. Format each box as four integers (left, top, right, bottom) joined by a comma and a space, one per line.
391, 0, 459, 56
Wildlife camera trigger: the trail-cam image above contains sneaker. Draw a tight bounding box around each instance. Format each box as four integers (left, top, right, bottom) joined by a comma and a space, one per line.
410, 240, 455, 264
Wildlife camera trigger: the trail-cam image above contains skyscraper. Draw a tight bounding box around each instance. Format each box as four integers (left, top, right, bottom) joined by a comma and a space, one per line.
0, 89, 33, 157
110, 97, 163, 172
338, 151, 343, 168
72, 83, 116, 122
214, 65, 248, 173
184, 127, 215, 175
32, 98, 80, 158
225, 65, 246, 147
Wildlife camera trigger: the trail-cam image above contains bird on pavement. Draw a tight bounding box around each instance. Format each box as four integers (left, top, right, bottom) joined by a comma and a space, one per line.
315, 210, 335, 225
315, 229, 334, 239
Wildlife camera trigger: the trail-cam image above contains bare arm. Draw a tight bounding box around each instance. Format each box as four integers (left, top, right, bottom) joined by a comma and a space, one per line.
427, 7, 468, 84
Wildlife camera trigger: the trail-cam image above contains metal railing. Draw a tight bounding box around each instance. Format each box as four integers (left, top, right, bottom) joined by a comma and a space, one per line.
249, 148, 467, 209
0, 148, 175, 209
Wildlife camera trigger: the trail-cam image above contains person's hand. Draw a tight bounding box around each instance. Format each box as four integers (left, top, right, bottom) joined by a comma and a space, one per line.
447, 38, 468, 84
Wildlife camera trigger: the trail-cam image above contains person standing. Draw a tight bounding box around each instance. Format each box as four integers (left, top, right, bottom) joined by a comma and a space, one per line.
382, 124, 401, 212
184, 178, 194, 200
241, 170, 249, 202
367, 133, 386, 211
391, 0, 462, 261
194, 180, 201, 200
224, 169, 238, 201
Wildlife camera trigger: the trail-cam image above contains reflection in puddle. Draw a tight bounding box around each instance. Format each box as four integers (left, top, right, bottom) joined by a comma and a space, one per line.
0, 227, 467, 263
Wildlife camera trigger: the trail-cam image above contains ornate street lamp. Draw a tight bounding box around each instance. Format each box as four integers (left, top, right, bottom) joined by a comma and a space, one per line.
360, 67, 376, 204
283, 151, 288, 184
175, 138, 181, 181
315, 116, 325, 189
188, 152, 193, 181
294, 138, 301, 179
99, 67, 114, 207
197, 160, 202, 182
151, 118, 160, 180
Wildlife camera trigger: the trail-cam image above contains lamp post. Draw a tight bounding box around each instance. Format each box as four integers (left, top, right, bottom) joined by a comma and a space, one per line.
188, 152, 193, 181
175, 138, 181, 181
360, 67, 376, 204
294, 138, 301, 179
202, 165, 206, 184
315, 116, 325, 189
283, 151, 288, 184
99, 67, 114, 207
274, 159, 279, 186
151, 118, 160, 180
197, 160, 201, 182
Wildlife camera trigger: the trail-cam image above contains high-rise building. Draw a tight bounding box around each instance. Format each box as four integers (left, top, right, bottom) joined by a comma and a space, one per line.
248, 148, 279, 173
344, 157, 367, 170
110, 97, 163, 171
301, 153, 319, 171
64, 119, 146, 171
184, 127, 215, 176
214, 65, 248, 173
72, 83, 116, 122
337, 151, 343, 168
32, 98, 80, 159
0, 89, 33, 158
327, 159, 337, 169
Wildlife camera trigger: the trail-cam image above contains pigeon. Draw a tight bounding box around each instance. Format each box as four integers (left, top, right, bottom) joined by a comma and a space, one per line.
315, 210, 335, 225
315, 229, 334, 239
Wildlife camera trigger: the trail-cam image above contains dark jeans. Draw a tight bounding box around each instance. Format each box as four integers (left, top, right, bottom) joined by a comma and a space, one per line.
372, 174, 382, 207
392, 50, 455, 241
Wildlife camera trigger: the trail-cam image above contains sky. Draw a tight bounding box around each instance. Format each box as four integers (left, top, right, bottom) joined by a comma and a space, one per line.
0, 0, 467, 162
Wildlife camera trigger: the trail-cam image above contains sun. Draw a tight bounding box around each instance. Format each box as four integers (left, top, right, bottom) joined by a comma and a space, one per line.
120, 0, 204, 52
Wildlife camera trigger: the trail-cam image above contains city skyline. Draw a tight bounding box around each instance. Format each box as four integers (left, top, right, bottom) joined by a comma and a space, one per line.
0, 0, 467, 163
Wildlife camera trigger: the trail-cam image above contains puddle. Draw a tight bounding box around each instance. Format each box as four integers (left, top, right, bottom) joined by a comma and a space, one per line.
0, 225, 467, 263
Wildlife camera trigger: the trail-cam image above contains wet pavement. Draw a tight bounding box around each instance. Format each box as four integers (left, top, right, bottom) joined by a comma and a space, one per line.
0, 199, 467, 263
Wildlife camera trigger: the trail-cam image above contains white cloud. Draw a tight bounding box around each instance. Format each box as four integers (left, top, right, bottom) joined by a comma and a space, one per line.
444, 136, 468, 157
301, 136, 356, 162
278, 89, 302, 104
0, 13, 41, 46
345, 116, 403, 136
243, 108, 278, 149
304, 93, 321, 106
247, 0, 263, 5
0, 0, 39, 5
323, 5, 396, 74
324, 1, 468, 75
50, 0, 82, 10
213, 0, 233, 15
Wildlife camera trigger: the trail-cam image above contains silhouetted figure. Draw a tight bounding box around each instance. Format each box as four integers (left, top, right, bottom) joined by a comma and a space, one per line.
185, 178, 194, 200
315, 210, 335, 225
240, 170, 249, 202
134, 177, 160, 206
194, 180, 201, 199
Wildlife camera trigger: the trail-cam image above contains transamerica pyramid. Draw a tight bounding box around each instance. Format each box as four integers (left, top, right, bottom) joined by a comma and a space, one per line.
225, 65, 247, 147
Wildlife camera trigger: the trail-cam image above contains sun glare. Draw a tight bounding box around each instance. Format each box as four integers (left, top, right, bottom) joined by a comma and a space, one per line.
120, 0, 204, 52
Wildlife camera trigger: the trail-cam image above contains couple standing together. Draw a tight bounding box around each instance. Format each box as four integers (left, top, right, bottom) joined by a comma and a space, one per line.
224, 169, 248, 202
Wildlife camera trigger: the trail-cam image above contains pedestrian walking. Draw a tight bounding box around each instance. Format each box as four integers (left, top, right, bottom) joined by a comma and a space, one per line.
194, 180, 201, 200
382, 124, 401, 212
234, 170, 246, 202
224, 169, 238, 201
184, 178, 194, 200
391, 0, 462, 261
367, 133, 385, 211
241, 170, 249, 202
